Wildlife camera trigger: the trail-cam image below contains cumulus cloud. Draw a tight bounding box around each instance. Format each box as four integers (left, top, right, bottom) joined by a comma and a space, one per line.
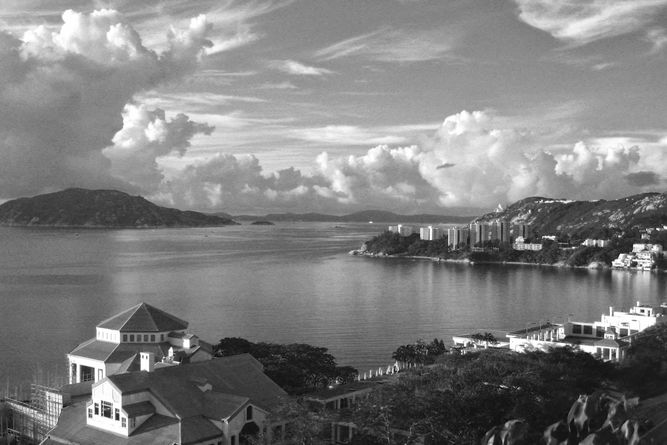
103, 104, 214, 190
0, 9, 212, 198
106, 108, 664, 214
513, 0, 667, 46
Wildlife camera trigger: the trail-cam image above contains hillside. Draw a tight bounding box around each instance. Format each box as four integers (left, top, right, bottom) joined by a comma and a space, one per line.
0, 188, 238, 228
474, 192, 667, 237
231, 210, 474, 223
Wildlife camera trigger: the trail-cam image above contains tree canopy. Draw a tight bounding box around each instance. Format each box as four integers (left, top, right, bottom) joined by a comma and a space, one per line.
215, 337, 357, 394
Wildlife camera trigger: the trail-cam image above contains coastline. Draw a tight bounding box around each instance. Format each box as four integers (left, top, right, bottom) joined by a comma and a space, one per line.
349, 249, 665, 272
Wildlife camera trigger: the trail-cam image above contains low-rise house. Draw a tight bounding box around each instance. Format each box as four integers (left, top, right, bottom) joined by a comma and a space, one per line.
582, 239, 610, 248
304, 379, 417, 445
67, 303, 214, 384
612, 253, 635, 268
513, 236, 542, 251
42, 354, 288, 445
506, 303, 667, 362
612, 244, 663, 270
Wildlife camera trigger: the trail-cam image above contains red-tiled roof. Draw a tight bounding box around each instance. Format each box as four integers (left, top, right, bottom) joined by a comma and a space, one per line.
97, 303, 188, 332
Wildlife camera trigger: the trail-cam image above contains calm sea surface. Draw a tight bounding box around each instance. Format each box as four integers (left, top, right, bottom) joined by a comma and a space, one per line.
1, 223, 666, 390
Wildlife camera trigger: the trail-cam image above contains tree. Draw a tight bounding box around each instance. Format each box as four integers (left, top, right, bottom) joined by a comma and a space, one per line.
470, 332, 498, 348
213, 338, 357, 394
266, 397, 332, 445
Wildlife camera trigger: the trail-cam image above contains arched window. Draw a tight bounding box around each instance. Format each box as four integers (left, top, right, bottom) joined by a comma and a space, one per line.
246, 405, 253, 420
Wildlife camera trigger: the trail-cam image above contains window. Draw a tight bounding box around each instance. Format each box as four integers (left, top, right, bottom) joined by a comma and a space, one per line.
115, 408, 120, 421
273, 425, 283, 440
161, 334, 164, 341
130, 334, 135, 342
123, 334, 127, 342
121, 417, 126, 428
94, 403, 99, 416
130, 418, 136, 428
150, 334, 155, 342
101, 401, 113, 418
583, 325, 593, 335
620, 328, 628, 337
246, 405, 253, 420
88, 408, 93, 419
144, 334, 149, 342
572, 324, 582, 334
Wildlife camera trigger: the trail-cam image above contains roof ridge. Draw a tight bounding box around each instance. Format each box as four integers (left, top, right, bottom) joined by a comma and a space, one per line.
119, 302, 150, 331
97, 303, 144, 329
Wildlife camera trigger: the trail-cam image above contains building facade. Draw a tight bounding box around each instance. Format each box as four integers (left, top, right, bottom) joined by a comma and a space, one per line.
447, 227, 469, 249
67, 303, 213, 385
44, 354, 288, 445
506, 302, 667, 362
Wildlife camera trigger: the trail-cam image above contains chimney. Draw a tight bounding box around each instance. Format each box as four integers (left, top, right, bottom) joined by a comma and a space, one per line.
140, 352, 155, 372
609, 306, 614, 316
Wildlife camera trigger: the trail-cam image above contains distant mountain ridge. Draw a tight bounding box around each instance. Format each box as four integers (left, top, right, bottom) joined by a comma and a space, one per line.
0, 188, 238, 228
230, 210, 474, 224
474, 192, 667, 235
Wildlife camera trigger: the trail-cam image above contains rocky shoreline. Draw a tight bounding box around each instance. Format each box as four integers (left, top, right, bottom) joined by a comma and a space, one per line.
348, 249, 666, 272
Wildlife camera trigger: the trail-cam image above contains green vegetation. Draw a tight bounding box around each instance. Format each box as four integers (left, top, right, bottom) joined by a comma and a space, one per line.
214, 337, 357, 394
351, 348, 615, 444
341, 326, 667, 444
362, 230, 662, 269
391, 338, 447, 365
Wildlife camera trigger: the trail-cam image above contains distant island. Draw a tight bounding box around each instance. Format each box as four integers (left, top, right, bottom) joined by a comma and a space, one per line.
228, 210, 475, 223
0, 188, 238, 228
251, 220, 274, 225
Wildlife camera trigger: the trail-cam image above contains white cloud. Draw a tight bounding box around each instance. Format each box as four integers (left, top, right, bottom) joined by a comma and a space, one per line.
269, 59, 333, 76
0, 9, 212, 197
513, 0, 667, 46
646, 27, 667, 53
315, 27, 455, 63
103, 104, 214, 190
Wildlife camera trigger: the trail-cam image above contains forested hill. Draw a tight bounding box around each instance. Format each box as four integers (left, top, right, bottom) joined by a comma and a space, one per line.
0, 188, 238, 228
475, 192, 667, 237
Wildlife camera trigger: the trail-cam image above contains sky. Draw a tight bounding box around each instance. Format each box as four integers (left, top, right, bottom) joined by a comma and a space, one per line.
1, 0, 667, 215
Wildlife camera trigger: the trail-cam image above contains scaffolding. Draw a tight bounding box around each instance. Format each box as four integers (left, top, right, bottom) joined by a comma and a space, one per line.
3, 385, 65, 444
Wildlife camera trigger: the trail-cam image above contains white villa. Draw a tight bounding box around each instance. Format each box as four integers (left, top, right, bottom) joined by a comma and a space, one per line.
43, 354, 288, 445
42, 304, 290, 445
612, 244, 664, 270
506, 302, 667, 362
67, 303, 213, 384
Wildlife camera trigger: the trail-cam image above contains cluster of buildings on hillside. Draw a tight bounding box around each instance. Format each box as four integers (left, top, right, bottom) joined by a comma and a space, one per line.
453, 301, 667, 363
388, 220, 530, 249
612, 244, 664, 271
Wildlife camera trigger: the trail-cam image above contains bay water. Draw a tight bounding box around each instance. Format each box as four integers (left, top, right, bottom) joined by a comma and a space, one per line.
1, 223, 666, 392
